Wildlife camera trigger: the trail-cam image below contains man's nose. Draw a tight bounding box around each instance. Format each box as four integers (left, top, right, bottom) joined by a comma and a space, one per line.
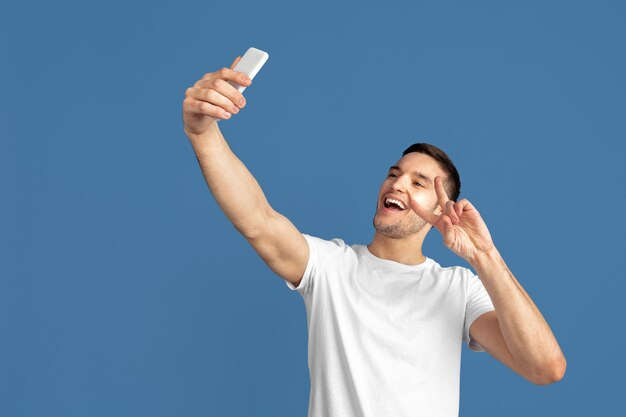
391, 176, 409, 192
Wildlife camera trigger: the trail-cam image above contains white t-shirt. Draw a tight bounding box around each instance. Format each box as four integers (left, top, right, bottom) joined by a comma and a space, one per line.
285, 234, 496, 417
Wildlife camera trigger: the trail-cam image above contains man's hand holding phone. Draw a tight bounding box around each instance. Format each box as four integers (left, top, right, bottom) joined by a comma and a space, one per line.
183, 56, 251, 136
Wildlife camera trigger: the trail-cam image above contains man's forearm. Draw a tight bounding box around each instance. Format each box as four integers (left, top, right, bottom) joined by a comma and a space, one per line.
185, 121, 272, 238
470, 249, 567, 382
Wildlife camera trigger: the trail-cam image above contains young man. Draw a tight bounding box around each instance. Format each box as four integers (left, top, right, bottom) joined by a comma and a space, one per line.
182, 56, 567, 417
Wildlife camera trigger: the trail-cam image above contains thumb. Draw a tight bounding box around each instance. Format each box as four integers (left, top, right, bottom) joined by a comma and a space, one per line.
230, 56, 242, 69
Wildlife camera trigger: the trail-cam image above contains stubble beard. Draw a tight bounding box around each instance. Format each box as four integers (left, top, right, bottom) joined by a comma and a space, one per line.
372, 210, 429, 239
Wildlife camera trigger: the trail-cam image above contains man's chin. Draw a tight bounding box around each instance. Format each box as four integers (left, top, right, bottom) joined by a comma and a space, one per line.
373, 219, 407, 238
373, 216, 430, 238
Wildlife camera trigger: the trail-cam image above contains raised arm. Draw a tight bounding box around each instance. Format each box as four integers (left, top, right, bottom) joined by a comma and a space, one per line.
181, 57, 309, 287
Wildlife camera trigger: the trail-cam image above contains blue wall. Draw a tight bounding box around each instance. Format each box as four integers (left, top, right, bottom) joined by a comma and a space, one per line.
2, 0, 624, 415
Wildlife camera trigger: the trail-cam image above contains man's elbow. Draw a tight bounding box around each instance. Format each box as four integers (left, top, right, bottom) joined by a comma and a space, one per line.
531, 356, 567, 385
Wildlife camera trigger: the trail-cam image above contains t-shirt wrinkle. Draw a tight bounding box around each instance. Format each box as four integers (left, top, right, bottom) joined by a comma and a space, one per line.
285, 233, 496, 417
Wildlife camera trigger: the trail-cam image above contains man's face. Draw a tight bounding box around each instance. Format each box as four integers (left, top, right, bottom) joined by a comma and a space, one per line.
372, 152, 448, 239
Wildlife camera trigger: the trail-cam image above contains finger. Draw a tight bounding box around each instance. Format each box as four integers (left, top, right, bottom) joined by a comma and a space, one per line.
183, 96, 232, 120
439, 216, 456, 246
200, 67, 251, 87
455, 199, 469, 217
455, 200, 463, 217
434, 176, 451, 209
196, 77, 246, 109
408, 197, 439, 225
445, 200, 459, 224
459, 198, 476, 212
215, 66, 251, 88
230, 56, 242, 69
187, 86, 241, 116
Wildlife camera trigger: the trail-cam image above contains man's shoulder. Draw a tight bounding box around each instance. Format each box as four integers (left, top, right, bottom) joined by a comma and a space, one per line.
302, 233, 348, 248
304, 233, 360, 256
302, 233, 362, 262
427, 259, 476, 281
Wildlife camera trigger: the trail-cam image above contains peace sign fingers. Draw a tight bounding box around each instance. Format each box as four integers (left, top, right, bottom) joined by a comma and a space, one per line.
434, 176, 451, 208
409, 198, 440, 226
435, 176, 460, 224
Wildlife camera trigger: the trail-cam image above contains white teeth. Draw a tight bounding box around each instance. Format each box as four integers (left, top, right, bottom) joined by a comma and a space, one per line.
385, 198, 406, 210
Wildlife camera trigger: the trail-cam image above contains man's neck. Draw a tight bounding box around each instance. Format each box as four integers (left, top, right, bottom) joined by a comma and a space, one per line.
367, 232, 428, 266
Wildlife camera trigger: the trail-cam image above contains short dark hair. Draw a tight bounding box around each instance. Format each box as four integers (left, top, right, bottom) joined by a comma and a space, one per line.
401, 143, 461, 201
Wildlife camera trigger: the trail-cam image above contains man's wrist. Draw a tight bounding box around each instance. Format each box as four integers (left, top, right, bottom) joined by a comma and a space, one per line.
185, 122, 223, 155
184, 121, 220, 141
469, 246, 502, 272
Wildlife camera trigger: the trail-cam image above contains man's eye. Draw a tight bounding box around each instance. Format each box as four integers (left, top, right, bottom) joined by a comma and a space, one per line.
388, 174, 397, 178
414, 182, 422, 187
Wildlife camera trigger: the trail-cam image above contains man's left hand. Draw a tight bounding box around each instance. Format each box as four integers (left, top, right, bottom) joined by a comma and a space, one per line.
409, 176, 496, 263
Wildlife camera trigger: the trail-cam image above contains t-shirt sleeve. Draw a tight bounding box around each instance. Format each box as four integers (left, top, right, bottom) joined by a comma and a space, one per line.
284, 233, 346, 295
463, 271, 496, 352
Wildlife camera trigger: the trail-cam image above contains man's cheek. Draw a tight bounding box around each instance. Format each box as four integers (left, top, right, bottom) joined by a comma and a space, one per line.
411, 194, 430, 208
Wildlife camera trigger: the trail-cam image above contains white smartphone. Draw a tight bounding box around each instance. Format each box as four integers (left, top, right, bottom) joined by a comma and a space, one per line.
227, 47, 269, 93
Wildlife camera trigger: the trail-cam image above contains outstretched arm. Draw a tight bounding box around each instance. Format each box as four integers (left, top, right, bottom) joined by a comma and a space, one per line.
183, 57, 269, 237
182, 57, 309, 286
410, 177, 567, 384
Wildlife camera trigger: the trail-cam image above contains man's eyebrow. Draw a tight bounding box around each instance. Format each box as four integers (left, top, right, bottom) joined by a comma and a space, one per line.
388, 165, 433, 184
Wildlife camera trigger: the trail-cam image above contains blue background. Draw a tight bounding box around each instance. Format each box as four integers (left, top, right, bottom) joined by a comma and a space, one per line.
2, 0, 624, 415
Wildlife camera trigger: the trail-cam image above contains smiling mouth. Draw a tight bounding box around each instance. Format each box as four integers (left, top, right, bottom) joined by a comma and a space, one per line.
381, 200, 407, 214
